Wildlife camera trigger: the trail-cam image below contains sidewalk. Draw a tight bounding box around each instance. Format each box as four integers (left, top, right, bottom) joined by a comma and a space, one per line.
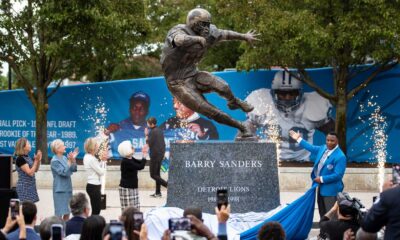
35, 188, 377, 239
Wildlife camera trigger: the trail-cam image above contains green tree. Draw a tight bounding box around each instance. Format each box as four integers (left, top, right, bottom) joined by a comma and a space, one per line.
217, 0, 400, 154
0, 0, 150, 162
0, 75, 7, 90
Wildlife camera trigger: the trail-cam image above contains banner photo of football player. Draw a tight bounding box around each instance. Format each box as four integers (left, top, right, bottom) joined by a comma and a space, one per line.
0, 68, 399, 163
245, 71, 334, 162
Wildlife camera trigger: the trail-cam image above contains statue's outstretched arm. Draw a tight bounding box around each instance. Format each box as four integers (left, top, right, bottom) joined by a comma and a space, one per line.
220, 29, 260, 44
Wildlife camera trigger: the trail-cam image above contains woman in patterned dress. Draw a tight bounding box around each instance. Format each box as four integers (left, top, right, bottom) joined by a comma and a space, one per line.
14, 137, 42, 202
50, 139, 79, 220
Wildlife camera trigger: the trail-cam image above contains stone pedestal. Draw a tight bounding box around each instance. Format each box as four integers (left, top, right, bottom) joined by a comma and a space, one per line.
166, 141, 280, 213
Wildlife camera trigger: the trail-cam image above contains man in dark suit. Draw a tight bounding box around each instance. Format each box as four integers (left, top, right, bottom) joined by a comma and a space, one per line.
361, 180, 400, 239
289, 130, 347, 218
65, 193, 90, 236
145, 117, 167, 198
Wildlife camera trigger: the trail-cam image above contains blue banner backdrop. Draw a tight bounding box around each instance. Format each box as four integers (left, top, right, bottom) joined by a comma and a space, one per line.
0, 67, 399, 162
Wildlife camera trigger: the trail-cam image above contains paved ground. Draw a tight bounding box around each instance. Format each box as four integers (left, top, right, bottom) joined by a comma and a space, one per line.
35, 188, 377, 239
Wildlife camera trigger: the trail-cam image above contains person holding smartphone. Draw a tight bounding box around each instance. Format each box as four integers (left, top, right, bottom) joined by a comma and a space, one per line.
1, 205, 26, 240
38, 216, 65, 240
118, 141, 147, 212
6, 201, 40, 240
50, 139, 79, 221
120, 207, 145, 240
14, 137, 42, 203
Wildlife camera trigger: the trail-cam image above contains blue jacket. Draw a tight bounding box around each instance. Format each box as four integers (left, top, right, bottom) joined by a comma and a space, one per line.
7, 227, 40, 240
300, 139, 347, 196
66, 216, 85, 236
51, 155, 77, 193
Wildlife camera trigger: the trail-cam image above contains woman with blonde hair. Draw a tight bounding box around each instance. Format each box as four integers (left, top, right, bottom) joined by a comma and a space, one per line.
14, 137, 42, 202
83, 137, 106, 215
50, 139, 79, 220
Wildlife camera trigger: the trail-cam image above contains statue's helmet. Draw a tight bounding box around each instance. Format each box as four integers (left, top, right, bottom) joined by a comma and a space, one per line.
186, 8, 211, 37
270, 71, 303, 113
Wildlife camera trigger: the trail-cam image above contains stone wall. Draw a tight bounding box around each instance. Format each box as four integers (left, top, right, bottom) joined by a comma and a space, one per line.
12, 165, 388, 191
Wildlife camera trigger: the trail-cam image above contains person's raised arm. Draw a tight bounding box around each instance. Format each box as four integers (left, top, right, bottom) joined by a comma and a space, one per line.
0, 208, 16, 237
16, 205, 26, 240
88, 155, 106, 176
18, 151, 41, 177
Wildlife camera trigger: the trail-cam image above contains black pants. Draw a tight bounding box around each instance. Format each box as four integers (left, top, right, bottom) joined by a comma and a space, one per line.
317, 187, 337, 239
317, 187, 337, 218
86, 183, 101, 215
149, 155, 168, 194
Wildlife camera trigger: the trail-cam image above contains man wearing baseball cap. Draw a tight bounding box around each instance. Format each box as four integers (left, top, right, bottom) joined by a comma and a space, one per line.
106, 91, 150, 158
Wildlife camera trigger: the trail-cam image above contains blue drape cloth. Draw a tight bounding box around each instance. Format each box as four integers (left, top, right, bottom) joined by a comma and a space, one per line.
241, 184, 318, 240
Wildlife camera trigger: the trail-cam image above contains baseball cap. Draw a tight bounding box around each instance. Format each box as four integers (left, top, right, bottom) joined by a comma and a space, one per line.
129, 91, 150, 107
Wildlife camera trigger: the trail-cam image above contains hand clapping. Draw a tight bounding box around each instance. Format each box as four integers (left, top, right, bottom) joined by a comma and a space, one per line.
34, 150, 42, 162
68, 147, 79, 163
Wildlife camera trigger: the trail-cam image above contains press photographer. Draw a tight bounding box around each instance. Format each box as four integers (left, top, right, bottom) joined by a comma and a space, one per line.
319, 192, 365, 240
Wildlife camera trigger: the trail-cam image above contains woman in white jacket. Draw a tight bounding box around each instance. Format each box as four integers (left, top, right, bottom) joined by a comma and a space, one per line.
83, 137, 106, 215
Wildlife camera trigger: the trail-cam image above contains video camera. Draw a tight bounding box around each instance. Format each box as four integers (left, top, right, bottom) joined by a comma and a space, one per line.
337, 192, 367, 223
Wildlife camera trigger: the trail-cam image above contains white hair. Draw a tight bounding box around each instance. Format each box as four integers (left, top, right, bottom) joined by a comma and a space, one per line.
50, 139, 64, 154
118, 140, 134, 158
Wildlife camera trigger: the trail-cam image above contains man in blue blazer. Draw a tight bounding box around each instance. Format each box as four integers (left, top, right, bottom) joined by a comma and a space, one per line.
289, 130, 347, 218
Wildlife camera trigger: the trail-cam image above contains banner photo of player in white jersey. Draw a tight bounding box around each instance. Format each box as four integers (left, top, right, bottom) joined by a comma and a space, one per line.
245, 71, 335, 162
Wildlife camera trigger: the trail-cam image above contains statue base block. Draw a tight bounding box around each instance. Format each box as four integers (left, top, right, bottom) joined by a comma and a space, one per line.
166, 141, 280, 213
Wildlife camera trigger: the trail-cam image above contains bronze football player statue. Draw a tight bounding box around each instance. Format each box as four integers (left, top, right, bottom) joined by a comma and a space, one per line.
161, 8, 259, 138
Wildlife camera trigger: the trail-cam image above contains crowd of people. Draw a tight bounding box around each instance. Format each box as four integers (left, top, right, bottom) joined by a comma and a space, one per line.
2, 124, 400, 240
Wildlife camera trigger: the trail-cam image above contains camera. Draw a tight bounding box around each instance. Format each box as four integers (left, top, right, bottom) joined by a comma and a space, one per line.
168, 218, 191, 232
109, 221, 123, 240
337, 192, 366, 223
217, 189, 228, 210
392, 164, 400, 184
9, 199, 20, 220
51, 224, 63, 240
133, 212, 144, 231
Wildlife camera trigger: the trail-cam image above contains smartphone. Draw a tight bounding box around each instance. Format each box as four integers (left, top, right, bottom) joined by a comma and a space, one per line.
51, 224, 63, 240
109, 221, 123, 240
168, 218, 191, 232
133, 212, 144, 231
9, 199, 20, 220
217, 189, 228, 210
392, 164, 400, 184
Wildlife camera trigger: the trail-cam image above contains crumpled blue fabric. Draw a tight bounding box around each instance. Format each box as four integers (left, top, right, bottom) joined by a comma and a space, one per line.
241, 184, 318, 240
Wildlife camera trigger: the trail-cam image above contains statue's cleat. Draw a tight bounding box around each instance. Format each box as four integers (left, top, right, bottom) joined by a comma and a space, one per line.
240, 123, 254, 138
228, 99, 254, 112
